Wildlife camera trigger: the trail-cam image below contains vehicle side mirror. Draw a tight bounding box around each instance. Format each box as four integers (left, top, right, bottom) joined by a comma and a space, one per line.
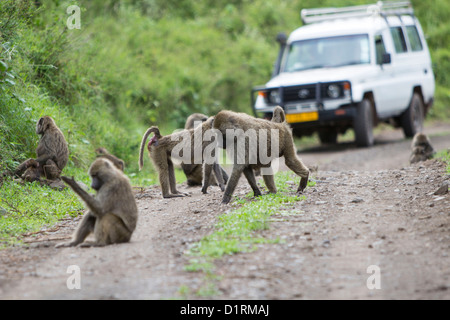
382, 53, 391, 64
276, 32, 287, 46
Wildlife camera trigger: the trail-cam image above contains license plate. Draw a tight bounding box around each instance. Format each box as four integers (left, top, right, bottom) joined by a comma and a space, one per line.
286, 112, 319, 123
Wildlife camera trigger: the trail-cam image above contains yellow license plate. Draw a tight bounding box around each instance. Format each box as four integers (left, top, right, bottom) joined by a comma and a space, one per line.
286, 112, 319, 123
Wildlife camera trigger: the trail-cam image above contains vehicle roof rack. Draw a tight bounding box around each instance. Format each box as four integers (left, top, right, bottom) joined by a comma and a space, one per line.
301, 1, 414, 25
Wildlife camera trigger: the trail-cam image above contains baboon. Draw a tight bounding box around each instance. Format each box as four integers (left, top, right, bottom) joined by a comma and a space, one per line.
14, 116, 69, 181
56, 158, 138, 248
181, 113, 228, 187
209, 106, 309, 204
409, 132, 435, 164
139, 117, 226, 198
95, 147, 125, 171
184, 113, 209, 130
271, 106, 286, 123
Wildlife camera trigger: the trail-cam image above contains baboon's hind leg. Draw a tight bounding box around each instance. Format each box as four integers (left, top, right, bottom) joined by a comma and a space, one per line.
284, 154, 309, 193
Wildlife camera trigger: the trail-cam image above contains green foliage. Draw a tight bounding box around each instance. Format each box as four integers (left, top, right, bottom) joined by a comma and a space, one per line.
0, 176, 84, 246
185, 172, 305, 270
435, 148, 450, 174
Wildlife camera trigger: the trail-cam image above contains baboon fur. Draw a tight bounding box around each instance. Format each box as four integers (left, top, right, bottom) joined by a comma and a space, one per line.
181, 113, 228, 187
15, 116, 69, 182
95, 147, 125, 171
138, 117, 227, 198
409, 132, 435, 164
56, 158, 138, 248
209, 106, 309, 204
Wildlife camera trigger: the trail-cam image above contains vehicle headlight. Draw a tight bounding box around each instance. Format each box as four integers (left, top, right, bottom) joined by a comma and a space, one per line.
270, 90, 281, 104
327, 84, 341, 99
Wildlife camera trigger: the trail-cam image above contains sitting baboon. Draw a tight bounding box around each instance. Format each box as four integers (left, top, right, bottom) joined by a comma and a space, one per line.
15, 116, 69, 182
95, 147, 125, 171
208, 106, 309, 204
181, 113, 228, 187
409, 132, 435, 164
56, 158, 138, 248
138, 117, 227, 198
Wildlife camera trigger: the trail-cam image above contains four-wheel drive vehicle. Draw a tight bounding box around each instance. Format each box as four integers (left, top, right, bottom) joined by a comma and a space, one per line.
251, 1, 435, 147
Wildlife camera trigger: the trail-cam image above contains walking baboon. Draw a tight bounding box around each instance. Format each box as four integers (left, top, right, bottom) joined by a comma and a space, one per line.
409, 132, 435, 164
56, 158, 138, 248
181, 113, 228, 187
139, 117, 226, 198
209, 106, 309, 204
15, 116, 69, 181
95, 147, 125, 171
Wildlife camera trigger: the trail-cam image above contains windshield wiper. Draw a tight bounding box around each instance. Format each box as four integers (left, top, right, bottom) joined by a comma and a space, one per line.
329, 61, 363, 68
289, 64, 326, 72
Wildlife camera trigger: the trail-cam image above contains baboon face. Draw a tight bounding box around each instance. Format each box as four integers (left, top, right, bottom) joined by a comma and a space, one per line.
89, 159, 115, 191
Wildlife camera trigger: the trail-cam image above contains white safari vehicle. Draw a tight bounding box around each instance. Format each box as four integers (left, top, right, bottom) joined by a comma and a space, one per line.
252, 1, 435, 147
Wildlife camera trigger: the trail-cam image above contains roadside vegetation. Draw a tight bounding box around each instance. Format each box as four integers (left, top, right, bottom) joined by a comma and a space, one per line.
1, 0, 449, 245
182, 171, 314, 297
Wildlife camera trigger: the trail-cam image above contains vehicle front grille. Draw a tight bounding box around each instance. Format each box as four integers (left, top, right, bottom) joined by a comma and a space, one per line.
283, 85, 316, 103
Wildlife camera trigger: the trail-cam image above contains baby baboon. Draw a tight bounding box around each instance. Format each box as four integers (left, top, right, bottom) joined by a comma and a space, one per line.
15, 116, 69, 181
409, 132, 435, 164
139, 117, 226, 198
209, 106, 309, 204
20, 159, 41, 182
95, 147, 125, 171
181, 113, 228, 187
56, 158, 138, 248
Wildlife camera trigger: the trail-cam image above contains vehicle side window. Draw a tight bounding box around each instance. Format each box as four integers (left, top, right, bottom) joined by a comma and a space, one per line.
375, 35, 387, 64
406, 26, 423, 51
390, 27, 407, 53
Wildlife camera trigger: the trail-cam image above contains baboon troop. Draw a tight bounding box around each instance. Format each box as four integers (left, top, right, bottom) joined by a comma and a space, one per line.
138, 117, 227, 198
208, 107, 310, 204
56, 158, 138, 248
14, 116, 69, 182
409, 132, 435, 164
15, 104, 446, 252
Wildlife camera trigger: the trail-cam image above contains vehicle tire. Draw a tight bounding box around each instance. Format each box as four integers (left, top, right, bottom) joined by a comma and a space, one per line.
318, 128, 338, 144
353, 99, 374, 147
400, 93, 424, 138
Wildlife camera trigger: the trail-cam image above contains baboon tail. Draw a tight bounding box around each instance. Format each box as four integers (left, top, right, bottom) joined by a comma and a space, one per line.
138, 126, 160, 171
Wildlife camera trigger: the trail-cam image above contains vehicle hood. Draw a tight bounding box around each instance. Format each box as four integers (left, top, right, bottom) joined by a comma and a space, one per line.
265, 65, 375, 87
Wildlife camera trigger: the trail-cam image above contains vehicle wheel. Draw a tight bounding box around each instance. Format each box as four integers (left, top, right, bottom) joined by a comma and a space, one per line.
400, 93, 424, 138
318, 128, 338, 144
353, 99, 374, 147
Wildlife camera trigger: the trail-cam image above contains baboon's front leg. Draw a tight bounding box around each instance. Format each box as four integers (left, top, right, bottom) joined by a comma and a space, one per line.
221, 164, 244, 204
262, 173, 277, 194
201, 163, 213, 194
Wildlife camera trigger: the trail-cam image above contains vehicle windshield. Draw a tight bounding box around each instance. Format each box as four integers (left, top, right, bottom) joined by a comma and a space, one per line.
282, 34, 370, 72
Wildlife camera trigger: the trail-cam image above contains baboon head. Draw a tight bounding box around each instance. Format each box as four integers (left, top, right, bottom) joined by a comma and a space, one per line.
88, 158, 118, 191
36, 116, 56, 135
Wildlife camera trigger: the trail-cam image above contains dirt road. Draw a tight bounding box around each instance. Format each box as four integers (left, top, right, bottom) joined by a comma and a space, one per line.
0, 122, 449, 300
